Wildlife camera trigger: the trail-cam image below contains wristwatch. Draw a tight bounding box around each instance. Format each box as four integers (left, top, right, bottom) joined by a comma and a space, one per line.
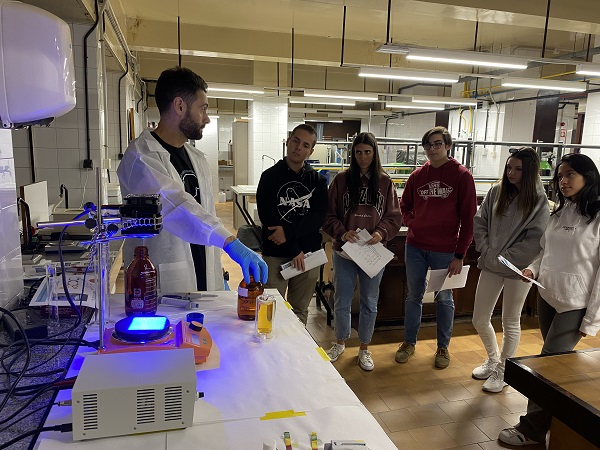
454, 252, 464, 260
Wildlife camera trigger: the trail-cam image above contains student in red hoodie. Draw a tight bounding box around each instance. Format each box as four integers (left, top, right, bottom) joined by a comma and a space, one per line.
395, 126, 477, 369
323, 132, 402, 371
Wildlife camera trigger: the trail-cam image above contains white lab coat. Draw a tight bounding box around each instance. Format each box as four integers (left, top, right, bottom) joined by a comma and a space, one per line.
117, 128, 230, 292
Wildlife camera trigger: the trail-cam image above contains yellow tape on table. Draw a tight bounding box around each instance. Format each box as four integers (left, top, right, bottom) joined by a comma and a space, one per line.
316, 346, 331, 361
260, 409, 306, 421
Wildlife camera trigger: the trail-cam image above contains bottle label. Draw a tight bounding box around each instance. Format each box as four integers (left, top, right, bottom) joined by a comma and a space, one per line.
238, 287, 249, 297
131, 299, 144, 309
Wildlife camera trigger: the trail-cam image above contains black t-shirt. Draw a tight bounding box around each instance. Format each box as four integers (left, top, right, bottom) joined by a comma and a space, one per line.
151, 132, 207, 291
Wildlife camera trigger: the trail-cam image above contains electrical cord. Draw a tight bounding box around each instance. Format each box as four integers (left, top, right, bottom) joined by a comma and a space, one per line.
0, 376, 76, 396
0, 386, 59, 426
0, 308, 31, 415
0, 423, 72, 450
0, 401, 58, 435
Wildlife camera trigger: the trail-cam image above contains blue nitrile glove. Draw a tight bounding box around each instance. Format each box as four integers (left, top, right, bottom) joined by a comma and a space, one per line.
223, 239, 268, 284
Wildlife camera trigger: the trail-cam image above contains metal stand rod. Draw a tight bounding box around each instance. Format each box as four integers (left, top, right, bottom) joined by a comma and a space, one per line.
96, 168, 108, 350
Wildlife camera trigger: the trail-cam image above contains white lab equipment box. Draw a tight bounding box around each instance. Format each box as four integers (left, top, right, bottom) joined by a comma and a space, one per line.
71, 348, 197, 441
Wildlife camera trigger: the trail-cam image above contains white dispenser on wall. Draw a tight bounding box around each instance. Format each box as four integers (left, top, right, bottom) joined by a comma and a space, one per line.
0, 0, 76, 128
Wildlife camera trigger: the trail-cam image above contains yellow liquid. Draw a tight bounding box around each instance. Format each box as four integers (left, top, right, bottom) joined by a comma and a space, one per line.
256, 302, 274, 334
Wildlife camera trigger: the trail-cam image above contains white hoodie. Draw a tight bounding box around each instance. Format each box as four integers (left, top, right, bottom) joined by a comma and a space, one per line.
528, 200, 600, 336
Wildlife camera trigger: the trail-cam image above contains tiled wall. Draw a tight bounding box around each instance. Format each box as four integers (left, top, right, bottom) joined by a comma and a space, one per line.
0, 130, 23, 308
12, 22, 145, 210
384, 113, 436, 140
193, 120, 220, 201
12, 23, 103, 207
580, 92, 600, 169
249, 97, 288, 184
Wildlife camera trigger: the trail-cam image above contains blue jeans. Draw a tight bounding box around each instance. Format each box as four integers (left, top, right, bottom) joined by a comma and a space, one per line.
404, 244, 455, 348
332, 252, 385, 344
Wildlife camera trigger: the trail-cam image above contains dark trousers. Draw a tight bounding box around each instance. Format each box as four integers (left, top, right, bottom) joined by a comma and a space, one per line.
516, 296, 586, 443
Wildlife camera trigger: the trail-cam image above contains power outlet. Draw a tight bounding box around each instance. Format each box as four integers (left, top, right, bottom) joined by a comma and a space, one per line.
82, 159, 93, 169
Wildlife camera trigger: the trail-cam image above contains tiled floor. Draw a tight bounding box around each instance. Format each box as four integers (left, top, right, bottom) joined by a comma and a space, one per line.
120, 201, 600, 450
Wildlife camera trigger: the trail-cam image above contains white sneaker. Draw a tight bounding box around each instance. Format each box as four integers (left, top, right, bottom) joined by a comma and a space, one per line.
472, 358, 498, 380
482, 368, 507, 393
498, 428, 544, 446
326, 342, 345, 362
358, 349, 374, 371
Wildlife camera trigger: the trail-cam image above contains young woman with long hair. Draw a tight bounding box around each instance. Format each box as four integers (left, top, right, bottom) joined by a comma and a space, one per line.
471, 147, 550, 393
499, 153, 600, 446
322, 132, 401, 371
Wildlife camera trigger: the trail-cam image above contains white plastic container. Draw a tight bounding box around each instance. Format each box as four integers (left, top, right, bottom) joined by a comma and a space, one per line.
0, 0, 76, 128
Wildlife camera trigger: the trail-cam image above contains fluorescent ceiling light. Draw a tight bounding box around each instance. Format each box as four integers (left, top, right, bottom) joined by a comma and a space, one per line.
208, 115, 220, 119
289, 96, 356, 106
576, 63, 600, 77
209, 83, 264, 94
387, 101, 445, 110
303, 89, 378, 101
210, 91, 255, 101
412, 95, 479, 106
305, 118, 343, 123
501, 77, 587, 92
405, 48, 528, 70
359, 67, 459, 84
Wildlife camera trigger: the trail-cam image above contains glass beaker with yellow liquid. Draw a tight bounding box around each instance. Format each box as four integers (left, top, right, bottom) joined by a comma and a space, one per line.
255, 294, 276, 339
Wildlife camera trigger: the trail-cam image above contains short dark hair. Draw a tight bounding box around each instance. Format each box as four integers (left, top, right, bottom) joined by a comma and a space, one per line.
421, 126, 452, 147
155, 67, 208, 115
290, 123, 318, 148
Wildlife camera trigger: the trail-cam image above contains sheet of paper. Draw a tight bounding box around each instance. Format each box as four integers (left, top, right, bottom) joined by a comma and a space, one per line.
497, 255, 545, 289
280, 248, 329, 280
341, 229, 394, 279
426, 265, 470, 293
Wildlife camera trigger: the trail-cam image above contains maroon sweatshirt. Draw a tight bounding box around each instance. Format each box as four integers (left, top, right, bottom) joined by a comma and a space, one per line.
323, 171, 402, 252
401, 158, 477, 255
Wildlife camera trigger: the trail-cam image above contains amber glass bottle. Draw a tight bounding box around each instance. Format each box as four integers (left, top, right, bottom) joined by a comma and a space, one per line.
125, 246, 158, 316
237, 276, 264, 320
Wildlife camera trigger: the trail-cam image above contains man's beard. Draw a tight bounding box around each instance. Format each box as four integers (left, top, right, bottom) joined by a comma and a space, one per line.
179, 111, 203, 141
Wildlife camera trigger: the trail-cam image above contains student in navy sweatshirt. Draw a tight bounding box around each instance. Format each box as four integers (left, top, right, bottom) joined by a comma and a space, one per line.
256, 124, 328, 325
323, 132, 401, 371
395, 126, 477, 369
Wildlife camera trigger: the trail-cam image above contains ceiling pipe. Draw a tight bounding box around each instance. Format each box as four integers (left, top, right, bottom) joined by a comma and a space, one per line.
541, 0, 552, 58
340, 5, 346, 66
178, 16, 182, 66
385, 0, 392, 44
291, 27, 295, 88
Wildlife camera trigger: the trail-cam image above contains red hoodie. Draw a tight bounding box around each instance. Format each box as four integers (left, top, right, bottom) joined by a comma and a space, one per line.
401, 157, 477, 255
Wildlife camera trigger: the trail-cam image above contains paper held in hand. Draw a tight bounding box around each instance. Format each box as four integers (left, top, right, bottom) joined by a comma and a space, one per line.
497, 255, 545, 289
340, 229, 394, 278
279, 248, 328, 280
426, 265, 470, 293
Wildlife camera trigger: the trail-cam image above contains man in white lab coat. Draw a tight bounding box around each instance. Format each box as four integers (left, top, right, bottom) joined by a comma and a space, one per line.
117, 67, 267, 293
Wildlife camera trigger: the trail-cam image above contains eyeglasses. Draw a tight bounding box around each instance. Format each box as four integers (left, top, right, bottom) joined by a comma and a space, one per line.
422, 141, 444, 150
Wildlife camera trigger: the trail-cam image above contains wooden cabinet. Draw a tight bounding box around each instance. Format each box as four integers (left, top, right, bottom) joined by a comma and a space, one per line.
320, 233, 538, 328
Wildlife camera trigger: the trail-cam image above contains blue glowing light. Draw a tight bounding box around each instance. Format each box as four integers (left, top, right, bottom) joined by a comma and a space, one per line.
128, 316, 168, 331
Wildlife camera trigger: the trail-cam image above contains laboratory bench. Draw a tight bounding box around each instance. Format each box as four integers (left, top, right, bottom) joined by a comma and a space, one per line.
36, 289, 397, 449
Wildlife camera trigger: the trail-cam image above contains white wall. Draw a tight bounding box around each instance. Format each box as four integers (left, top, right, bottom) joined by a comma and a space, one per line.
248, 97, 288, 184
0, 129, 23, 308
13, 23, 102, 207
12, 23, 144, 209
580, 91, 600, 170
